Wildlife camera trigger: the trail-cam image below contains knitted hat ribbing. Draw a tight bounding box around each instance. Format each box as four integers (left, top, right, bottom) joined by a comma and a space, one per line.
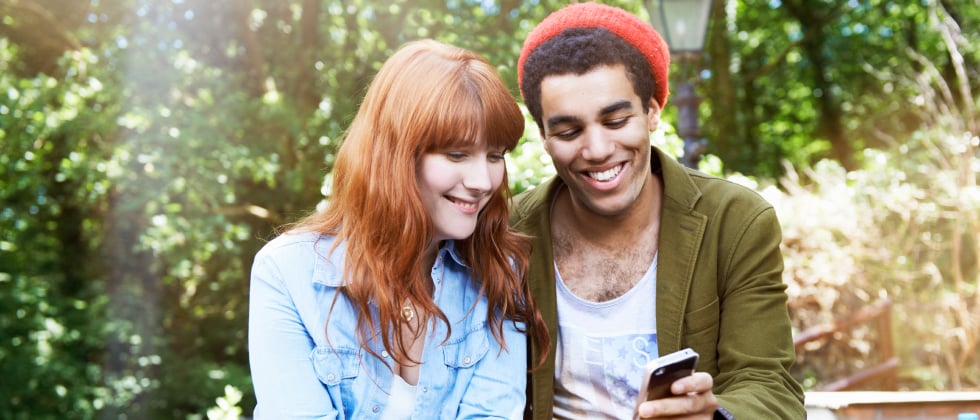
518, 2, 670, 106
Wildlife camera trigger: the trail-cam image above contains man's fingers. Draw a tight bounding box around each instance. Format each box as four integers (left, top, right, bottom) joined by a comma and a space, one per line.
671, 371, 714, 394
638, 373, 718, 419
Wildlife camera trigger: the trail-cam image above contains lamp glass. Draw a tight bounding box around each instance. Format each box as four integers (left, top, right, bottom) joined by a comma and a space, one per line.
645, 0, 713, 53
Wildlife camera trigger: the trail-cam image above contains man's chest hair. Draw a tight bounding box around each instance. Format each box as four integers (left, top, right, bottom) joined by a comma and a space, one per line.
553, 229, 657, 302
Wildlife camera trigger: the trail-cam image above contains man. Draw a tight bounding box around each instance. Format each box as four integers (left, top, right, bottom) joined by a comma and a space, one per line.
510, 3, 805, 419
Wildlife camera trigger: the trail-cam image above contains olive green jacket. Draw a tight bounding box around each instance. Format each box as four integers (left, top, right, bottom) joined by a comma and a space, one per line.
510, 147, 805, 419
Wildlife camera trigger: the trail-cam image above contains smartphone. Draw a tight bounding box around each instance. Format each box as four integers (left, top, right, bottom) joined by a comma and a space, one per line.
635, 348, 700, 412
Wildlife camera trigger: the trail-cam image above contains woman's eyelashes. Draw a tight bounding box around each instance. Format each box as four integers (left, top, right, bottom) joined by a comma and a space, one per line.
442, 149, 506, 162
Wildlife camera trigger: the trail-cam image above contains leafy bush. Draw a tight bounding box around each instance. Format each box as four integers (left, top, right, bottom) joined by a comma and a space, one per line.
771, 80, 979, 390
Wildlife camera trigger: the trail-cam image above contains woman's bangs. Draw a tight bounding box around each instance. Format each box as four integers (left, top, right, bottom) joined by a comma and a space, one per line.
423, 89, 486, 151
481, 91, 524, 152
414, 57, 523, 153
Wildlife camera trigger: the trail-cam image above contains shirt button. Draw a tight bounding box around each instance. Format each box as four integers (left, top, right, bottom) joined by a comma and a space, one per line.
326, 373, 335, 382
422, 386, 428, 393
463, 356, 471, 365
381, 350, 389, 358
372, 406, 380, 413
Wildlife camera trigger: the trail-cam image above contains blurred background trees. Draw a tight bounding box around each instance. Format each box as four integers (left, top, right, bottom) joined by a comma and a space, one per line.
0, 0, 976, 418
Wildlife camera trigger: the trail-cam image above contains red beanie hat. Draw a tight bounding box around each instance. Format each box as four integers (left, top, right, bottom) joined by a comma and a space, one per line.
518, 2, 671, 107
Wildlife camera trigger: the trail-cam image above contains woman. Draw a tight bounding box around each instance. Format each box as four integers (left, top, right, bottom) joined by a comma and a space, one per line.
248, 39, 549, 419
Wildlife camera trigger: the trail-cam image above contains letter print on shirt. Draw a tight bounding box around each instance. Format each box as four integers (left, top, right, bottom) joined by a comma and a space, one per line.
552, 254, 658, 419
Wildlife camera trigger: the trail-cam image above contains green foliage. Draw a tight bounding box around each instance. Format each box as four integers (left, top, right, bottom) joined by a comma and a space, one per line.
705, 0, 980, 176
507, 105, 556, 195
0, 38, 114, 418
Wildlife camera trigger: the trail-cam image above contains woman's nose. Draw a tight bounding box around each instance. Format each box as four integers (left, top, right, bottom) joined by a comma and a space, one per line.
462, 159, 493, 192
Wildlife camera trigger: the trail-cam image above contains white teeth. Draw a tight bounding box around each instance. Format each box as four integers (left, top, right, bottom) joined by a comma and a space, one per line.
449, 197, 477, 210
588, 164, 622, 181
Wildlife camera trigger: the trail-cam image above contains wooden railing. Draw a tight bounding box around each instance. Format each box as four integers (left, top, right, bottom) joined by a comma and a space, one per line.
806, 391, 980, 419
793, 299, 898, 391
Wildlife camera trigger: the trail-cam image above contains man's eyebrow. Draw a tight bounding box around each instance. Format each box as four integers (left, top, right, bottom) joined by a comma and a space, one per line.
545, 115, 582, 131
545, 100, 634, 132
600, 100, 634, 116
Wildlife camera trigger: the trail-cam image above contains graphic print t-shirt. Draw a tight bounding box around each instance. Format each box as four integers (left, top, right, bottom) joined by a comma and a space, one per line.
552, 254, 658, 420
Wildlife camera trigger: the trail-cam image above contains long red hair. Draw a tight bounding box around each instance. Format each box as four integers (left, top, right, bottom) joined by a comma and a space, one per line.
294, 39, 549, 369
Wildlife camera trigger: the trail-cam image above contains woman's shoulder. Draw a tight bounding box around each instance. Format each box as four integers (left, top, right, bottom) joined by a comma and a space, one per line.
256, 230, 334, 257
253, 230, 346, 286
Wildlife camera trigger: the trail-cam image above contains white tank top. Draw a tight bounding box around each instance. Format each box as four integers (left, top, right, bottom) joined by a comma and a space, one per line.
552, 254, 659, 420
379, 374, 417, 420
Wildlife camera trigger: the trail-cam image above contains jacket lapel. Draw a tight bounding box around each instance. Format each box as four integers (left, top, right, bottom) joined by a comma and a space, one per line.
653, 148, 707, 356
510, 177, 563, 420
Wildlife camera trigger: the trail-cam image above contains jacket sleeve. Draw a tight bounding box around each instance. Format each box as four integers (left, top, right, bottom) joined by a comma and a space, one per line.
712, 205, 805, 419
248, 249, 338, 420
455, 319, 528, 420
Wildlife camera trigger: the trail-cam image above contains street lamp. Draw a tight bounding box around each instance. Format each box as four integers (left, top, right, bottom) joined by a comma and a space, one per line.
644, 0, 713, 169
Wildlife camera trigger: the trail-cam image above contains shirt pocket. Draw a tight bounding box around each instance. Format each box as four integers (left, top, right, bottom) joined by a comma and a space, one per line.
682, 297, 719, 371
311, 346, 360, 418
442, 326, 490, 369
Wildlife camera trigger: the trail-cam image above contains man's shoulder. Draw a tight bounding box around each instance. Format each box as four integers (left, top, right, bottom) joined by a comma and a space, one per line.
687, 172, 773, 210
511, 187, 544, 213
655, 151, 768, 208
509, 177, 557, 228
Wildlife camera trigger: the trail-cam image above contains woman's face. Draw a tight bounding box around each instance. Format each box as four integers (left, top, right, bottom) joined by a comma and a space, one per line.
417, 139, 506, 242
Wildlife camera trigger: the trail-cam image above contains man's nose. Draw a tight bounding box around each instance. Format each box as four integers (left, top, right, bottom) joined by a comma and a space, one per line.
580, 128, 614, 161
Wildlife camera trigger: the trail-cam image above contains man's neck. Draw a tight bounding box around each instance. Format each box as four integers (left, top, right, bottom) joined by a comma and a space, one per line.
555, 171, 663, 248
550, 172, 664, 302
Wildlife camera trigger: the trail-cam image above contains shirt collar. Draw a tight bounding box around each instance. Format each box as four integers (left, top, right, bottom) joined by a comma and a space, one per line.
440, 240, 468, 269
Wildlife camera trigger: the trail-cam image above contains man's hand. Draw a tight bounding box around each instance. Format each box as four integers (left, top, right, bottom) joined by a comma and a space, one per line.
636, 372, 718, 419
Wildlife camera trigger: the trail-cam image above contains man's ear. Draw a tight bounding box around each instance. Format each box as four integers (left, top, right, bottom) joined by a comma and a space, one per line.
647, 99, 662, 132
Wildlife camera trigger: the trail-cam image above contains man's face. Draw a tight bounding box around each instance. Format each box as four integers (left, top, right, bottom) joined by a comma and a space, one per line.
539, 64, 660, 218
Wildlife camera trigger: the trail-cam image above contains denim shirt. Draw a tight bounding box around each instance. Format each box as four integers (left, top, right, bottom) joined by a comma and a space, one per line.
248, 231, 527, 419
